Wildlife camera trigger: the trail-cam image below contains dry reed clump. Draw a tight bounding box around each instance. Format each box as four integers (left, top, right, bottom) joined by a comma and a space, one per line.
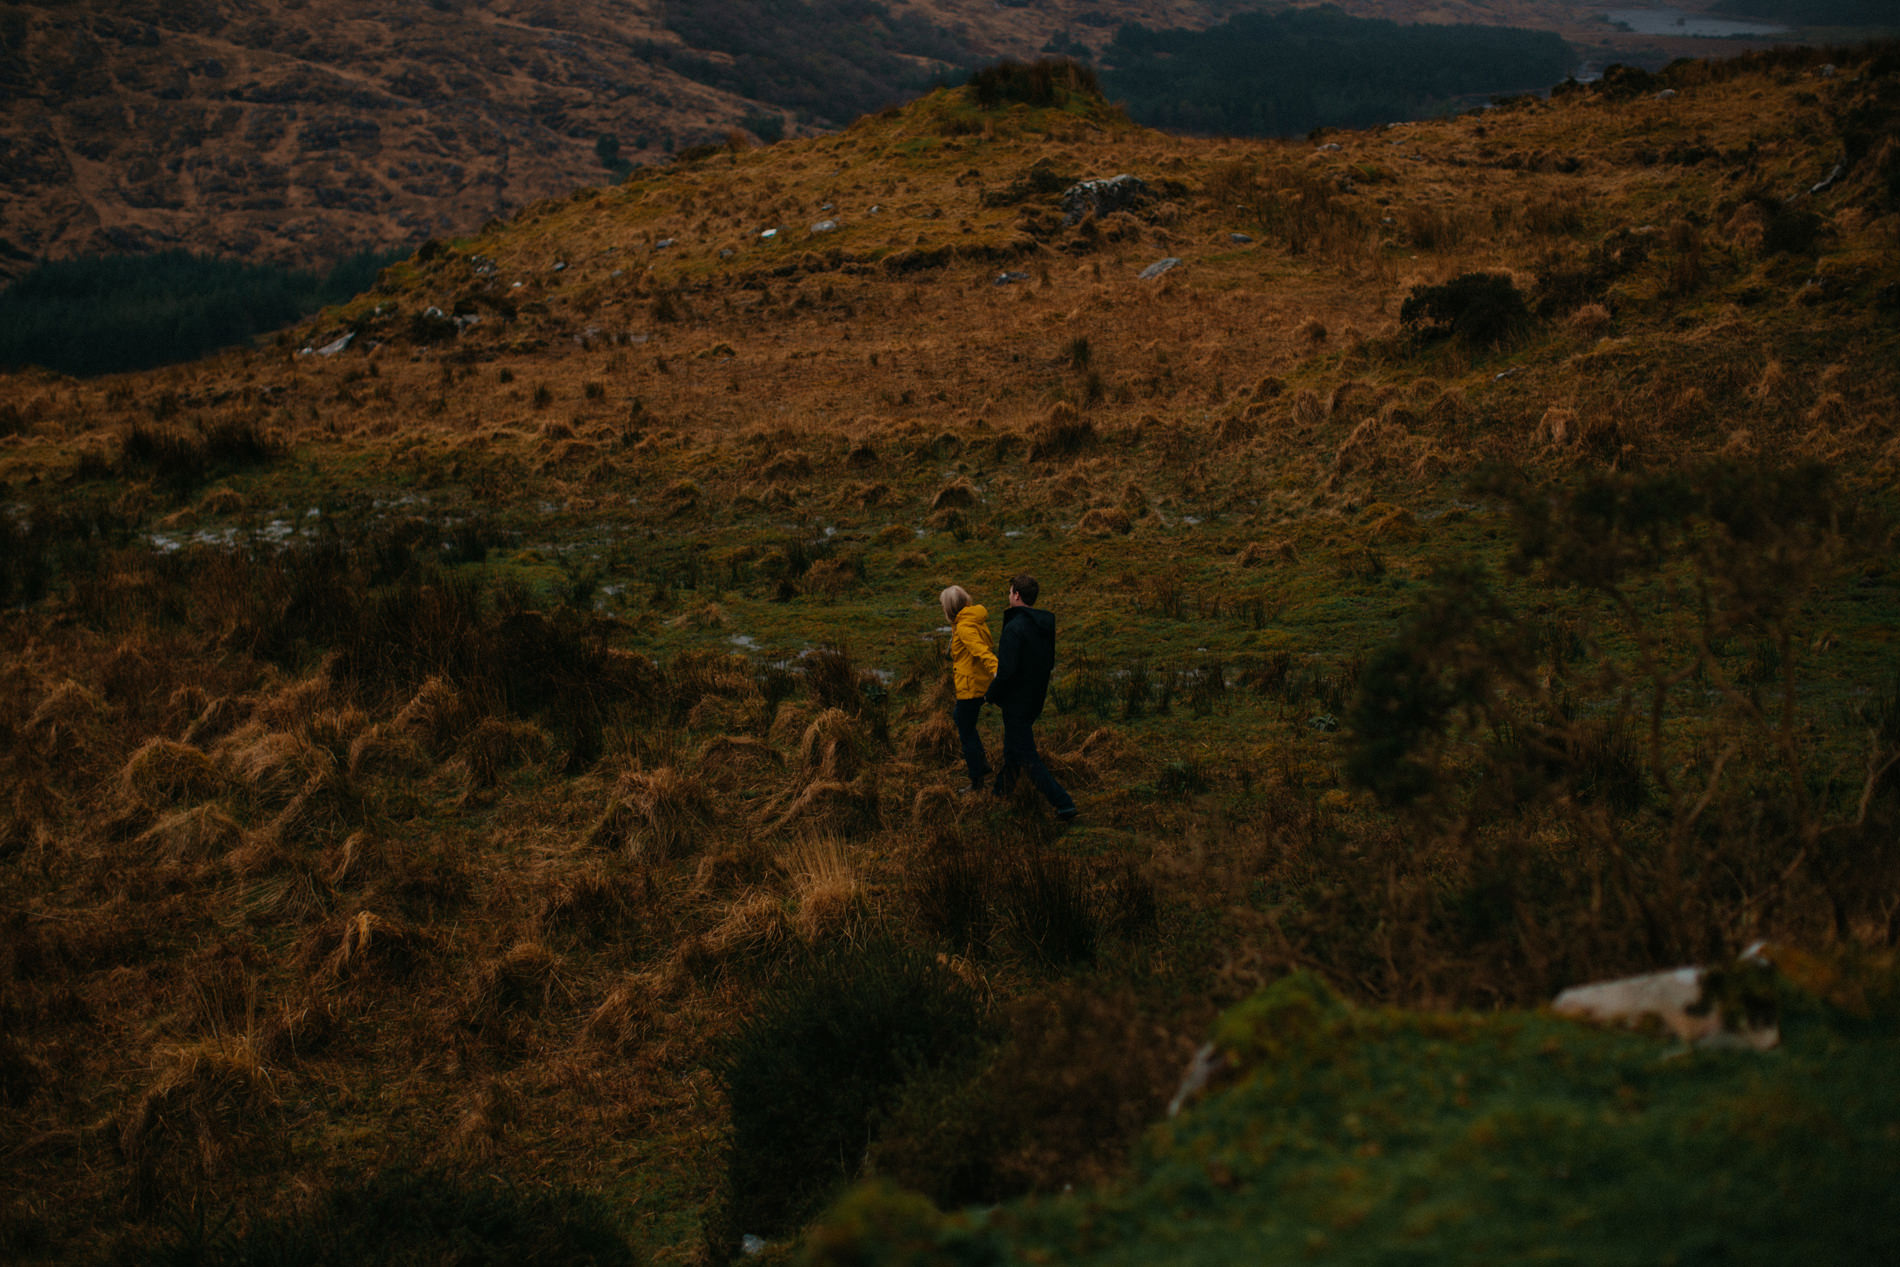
1291, 387, 1327, 428
777, 835, 867, 944
449, 1078, 516, 1158
586, 765, 716, 861
313, 909, 426, 985
697, 735, 784, 789
254, 671, 333, 731
453, 715, 549, 789
183, 694, 248, 746
800, 707, 873, 781
670, 649, 761, 710
197, 486, 245, 515
701, 890, 791, 962
392, 676, 478, 755
1029, 401, 1097, 460
462, 940, 563, 1042
581, 971, 668, 1053
1567, 303, 1614, 337
1333, 409, 1414, 476
346, 722, 433, 781
905, 715, 961, 765
687, 694, 758, 733
931, 477, 979, 510
911, 783, 963, 828
1077, 506, 1133, 536
24, 679, 107, 752
216, 724, 340, 808
1044, 725, 1142, 789
136, 805, 245, 864
325, 829, 387, 887
1234, 538, 1299, 567
1296, 315, 1329, 344
1369, 506, 1423, 543
118, 1037, 277, 1209
766, 773, 882, 838
535, 860, 649, 943
120, 738, 226, 811
1535, 406, 1579, 449
804, 556, 859, 599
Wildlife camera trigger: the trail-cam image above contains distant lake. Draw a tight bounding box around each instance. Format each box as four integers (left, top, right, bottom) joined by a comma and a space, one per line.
1604, 8, 1790, 37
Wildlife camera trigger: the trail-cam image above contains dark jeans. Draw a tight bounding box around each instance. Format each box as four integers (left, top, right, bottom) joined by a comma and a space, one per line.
993, 713, 1074, 814
954, 698, 991, 787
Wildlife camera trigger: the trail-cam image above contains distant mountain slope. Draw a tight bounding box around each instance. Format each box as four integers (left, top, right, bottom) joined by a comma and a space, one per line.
0, 1, 1831, 281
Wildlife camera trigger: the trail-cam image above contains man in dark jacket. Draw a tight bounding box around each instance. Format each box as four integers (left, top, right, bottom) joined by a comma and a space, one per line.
984, 573, 1077, 820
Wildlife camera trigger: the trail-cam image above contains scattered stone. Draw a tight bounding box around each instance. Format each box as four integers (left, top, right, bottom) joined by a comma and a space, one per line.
654, 238, 675, 250
303, 331, 354, 357
1168, 1043, 1227, 1118
1229, 232, 1254, 244
810, 219, 839, 234
1060, 174, 1151, 226
1656, 88, 1677, 100
1318, 142, 1342, 152
1138, 257, 1182, 280
1811, 162, 1846, 195
552, 260, 567, 271
1306, 713, 1338, 732
759, 228, 779, 240
719, 248, 734, 258
994, 270, 1031, 285
470, 255, 497, 276
1820, 63, 1836, 78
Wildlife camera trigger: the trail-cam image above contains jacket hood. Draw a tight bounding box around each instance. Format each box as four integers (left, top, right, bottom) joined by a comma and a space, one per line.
955, 604, 989, 625
1003, 604, 1055, 638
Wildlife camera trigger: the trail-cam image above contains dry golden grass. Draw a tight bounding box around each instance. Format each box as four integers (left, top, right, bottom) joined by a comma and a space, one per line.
0, 49, 1895, 1263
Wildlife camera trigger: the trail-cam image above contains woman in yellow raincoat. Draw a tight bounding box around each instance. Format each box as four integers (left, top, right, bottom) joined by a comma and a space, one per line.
941, 585, 997, 793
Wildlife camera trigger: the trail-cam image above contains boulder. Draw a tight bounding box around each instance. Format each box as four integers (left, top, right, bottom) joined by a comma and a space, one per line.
1551, 945, 1778, 1050
1061, 174, 1150, 226
1138, 257, 1182, 280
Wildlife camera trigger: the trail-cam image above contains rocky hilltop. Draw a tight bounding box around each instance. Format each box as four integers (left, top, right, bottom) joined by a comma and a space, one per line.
0, 1, 1805, 281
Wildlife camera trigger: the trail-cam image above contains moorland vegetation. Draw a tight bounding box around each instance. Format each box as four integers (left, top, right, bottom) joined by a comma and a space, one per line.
1, 46, 1899, 1265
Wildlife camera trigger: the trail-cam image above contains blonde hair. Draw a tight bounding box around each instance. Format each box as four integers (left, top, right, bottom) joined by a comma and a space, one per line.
939, 585, 972, 622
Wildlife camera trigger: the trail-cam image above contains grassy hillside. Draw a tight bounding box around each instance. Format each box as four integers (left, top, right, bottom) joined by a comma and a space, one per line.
1, 46, 1898, 1264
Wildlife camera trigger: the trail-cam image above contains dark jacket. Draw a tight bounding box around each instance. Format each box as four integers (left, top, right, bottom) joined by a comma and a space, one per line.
985, 604, 1056, 720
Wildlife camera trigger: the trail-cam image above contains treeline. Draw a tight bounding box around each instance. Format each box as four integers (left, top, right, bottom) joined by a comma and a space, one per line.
0, 247, 404, 376
656, 0, 966, 126
1099, 6, 1575, 138
1713, 0, 1899, 25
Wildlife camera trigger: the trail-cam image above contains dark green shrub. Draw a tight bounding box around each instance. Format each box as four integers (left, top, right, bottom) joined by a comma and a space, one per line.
1399, 272, 1533, 349
714, 942, 980, 1241
133, 1167, 634, 1266
967, 58, 1102, 109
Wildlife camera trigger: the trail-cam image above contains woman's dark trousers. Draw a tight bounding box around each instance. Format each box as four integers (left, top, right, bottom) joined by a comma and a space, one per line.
954, 698, 991, 788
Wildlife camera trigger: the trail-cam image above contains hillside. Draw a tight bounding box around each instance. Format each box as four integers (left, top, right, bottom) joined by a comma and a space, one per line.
0, 1, 1848, 282
1, 45, 1899, 1265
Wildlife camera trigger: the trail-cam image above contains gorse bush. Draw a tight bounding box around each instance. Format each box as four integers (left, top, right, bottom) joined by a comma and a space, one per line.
136, 1167, 635, 1266
1399, 272, 1533, 349
714, 941, 981, 1242
967, 58, 1102, 109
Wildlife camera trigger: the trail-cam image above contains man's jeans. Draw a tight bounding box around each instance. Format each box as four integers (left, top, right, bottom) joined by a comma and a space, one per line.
993, 713, 1074, 814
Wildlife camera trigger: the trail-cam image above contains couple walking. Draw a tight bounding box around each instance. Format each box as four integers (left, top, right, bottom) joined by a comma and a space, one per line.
940, 573, 1077, 821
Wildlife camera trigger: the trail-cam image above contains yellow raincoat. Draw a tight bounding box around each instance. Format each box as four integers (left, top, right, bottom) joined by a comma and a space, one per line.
952, 604, 998, 700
